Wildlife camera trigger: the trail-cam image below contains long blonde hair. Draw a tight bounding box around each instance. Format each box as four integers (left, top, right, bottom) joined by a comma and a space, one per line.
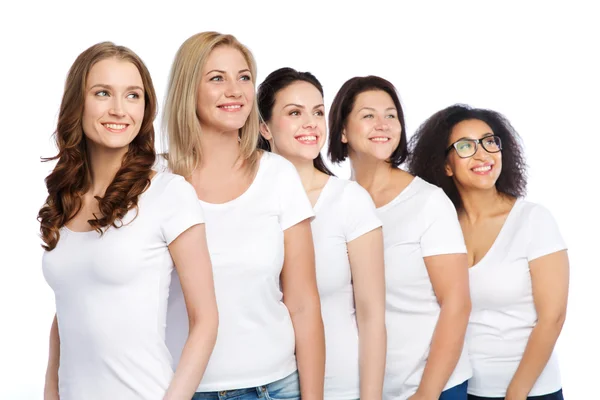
163, 31, 261, 177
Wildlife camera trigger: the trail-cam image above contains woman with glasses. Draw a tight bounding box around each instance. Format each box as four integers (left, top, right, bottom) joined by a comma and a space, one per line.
408, 104, 569, 400
329, 77, 472, 400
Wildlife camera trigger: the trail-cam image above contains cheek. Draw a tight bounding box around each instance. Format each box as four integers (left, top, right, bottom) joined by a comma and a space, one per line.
132, 102, 145, 124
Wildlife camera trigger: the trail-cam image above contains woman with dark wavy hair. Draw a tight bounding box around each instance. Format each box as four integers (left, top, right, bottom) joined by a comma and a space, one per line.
329, 77, 472, 400
258, 67, 386, 400
409, 104, 569, 400
39, 42, 218, 400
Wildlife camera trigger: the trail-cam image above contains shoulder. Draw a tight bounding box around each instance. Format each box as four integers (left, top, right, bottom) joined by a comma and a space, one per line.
261, 151, 295, 174
413, 177, 455, 210
514, 199, 558, 226
338, 179, 375, 206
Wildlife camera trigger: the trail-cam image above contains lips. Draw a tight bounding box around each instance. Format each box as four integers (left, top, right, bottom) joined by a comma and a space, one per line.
102, 123, 129, 133
295, 134, 318, 145
369, 136, 390, 142
471, 163, 494, 175
217, 103, 243, 112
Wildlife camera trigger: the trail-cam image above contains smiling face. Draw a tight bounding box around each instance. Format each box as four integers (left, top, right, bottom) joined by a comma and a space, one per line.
82, 58, 145, 153
261, 81, 326, 162
343, 90, 402, 161
445, 118, 503, 191
196, 45, 254, 134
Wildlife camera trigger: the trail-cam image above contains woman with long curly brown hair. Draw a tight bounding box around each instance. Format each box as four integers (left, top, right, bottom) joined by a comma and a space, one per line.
39, 42, 218, 400
408, 105, 569, 400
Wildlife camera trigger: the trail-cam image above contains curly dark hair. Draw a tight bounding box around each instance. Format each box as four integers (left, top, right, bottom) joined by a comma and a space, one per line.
37, 42, 157, 251
408, 104, 527, 210
257, 67, 333, 176
328, 75, 407, 167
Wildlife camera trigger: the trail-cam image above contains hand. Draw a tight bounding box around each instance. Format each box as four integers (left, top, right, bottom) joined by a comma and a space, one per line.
505, 386, 528, 400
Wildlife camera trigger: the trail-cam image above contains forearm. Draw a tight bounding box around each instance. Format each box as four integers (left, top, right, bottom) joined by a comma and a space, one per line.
506, 319, 564, 399
290, 302, 325, 400
358, 315, 386, 400
44, 315, 60, 399
417, 302, 469, 399
164, 318, 218, 400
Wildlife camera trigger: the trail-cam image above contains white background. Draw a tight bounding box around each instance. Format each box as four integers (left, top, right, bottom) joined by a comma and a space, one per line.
1, 1, 598, 398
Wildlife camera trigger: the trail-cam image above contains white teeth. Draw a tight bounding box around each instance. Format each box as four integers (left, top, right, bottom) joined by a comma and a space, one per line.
220, 105, 241, 109
104, 123, 127, 130
473, 165, 492, 172
370, 137, 389, 142
297, 136, 317, 142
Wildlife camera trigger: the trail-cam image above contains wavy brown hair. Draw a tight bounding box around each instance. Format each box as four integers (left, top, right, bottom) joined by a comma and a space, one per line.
38, 42, 157, 251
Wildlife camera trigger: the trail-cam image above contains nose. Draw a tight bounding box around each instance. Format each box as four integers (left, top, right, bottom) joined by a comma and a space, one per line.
473, 142, 490, 160
225, 80, 242, 98
374, 115, 389, 131
109, 97, 126, 117
302, 113, 318, 129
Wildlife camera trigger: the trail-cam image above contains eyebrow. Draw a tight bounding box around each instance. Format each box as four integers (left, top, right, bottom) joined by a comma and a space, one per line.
205, 69, 252, 75
456, 132, 495, 141
89, 84, 144, 92
284, 103, 325, 109
358, 106, 397, 112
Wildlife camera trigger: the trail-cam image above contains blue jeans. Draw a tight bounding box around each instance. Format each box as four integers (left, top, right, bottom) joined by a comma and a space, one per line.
192, 371, 300, 400
440, 380, 468, 400
468, 388, 564, 400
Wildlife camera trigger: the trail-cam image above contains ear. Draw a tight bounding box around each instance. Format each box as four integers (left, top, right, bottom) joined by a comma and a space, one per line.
341, 128, 348, 144
259, 122, 272, 141
444, 161, 454, 177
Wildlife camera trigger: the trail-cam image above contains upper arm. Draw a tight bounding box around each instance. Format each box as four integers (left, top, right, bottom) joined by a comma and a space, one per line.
281, 219, 319, 315
348, 228, 386, 316
424, 253, 470, 306
169, 223, 218, 326
529, 250, 569, 323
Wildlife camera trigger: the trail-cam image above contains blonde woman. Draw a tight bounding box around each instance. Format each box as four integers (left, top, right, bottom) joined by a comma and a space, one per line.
163, 32, 325, 400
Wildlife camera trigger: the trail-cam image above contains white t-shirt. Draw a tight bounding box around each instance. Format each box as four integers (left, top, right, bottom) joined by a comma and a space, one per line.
42, 172, 205, 400
378, 177, 472, 400
466, 199, 567, 397
166, 152, 315, 391
312, 176, 382, 400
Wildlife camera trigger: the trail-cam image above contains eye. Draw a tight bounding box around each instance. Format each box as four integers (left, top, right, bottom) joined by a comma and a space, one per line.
95, 90, 109, 97
210, 75, 223, 82
127, 92, 141, 99
386, 114, 396, 119
314, 110, 324, 117
289, 110, 300, 116
240, 74, 252, 81
457, 141, 473, 150
484, 137, 496, 145
363, 114, 374, 119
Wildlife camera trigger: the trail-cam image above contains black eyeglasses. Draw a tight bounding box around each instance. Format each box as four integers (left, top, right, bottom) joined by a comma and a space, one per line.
446, 135, 502, 158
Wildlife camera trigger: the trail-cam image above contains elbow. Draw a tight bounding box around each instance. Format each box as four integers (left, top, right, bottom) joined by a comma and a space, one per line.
189, 308, 219, 341
538, 310, 567, 332
440, 293, 472, 322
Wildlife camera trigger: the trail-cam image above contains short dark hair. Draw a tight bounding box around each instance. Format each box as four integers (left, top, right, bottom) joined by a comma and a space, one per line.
328, 75, 408, 166
257, 67, 333, 176
408, 104, 527, 209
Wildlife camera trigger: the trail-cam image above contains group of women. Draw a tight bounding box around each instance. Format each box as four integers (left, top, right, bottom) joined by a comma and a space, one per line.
39, 31, 570, 400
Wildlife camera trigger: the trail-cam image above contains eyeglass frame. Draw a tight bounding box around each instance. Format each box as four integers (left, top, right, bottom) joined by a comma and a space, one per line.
445, 135, 503, 158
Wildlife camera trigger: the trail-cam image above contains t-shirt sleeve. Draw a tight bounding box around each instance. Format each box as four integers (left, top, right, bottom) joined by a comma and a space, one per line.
343, 181, 382, 242
160, 176, 205, 245
420, 188, 467, 257
276, 157, 315, 231
527, 204, 567, 261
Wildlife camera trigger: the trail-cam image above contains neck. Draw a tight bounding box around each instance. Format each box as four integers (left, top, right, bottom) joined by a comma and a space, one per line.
350, 153, 394, 193
288, 157, 320, 192
87, 144, 128, 197
198, 126, 241, 170
458, 185, 506, 222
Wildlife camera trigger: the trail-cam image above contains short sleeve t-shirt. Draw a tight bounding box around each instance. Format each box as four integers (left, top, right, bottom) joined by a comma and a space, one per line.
311, 177, 382, 399
378, 177, 472, 400
467, 199, 567, 397
42, 172, 205, 400
166, 152, 315, 391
